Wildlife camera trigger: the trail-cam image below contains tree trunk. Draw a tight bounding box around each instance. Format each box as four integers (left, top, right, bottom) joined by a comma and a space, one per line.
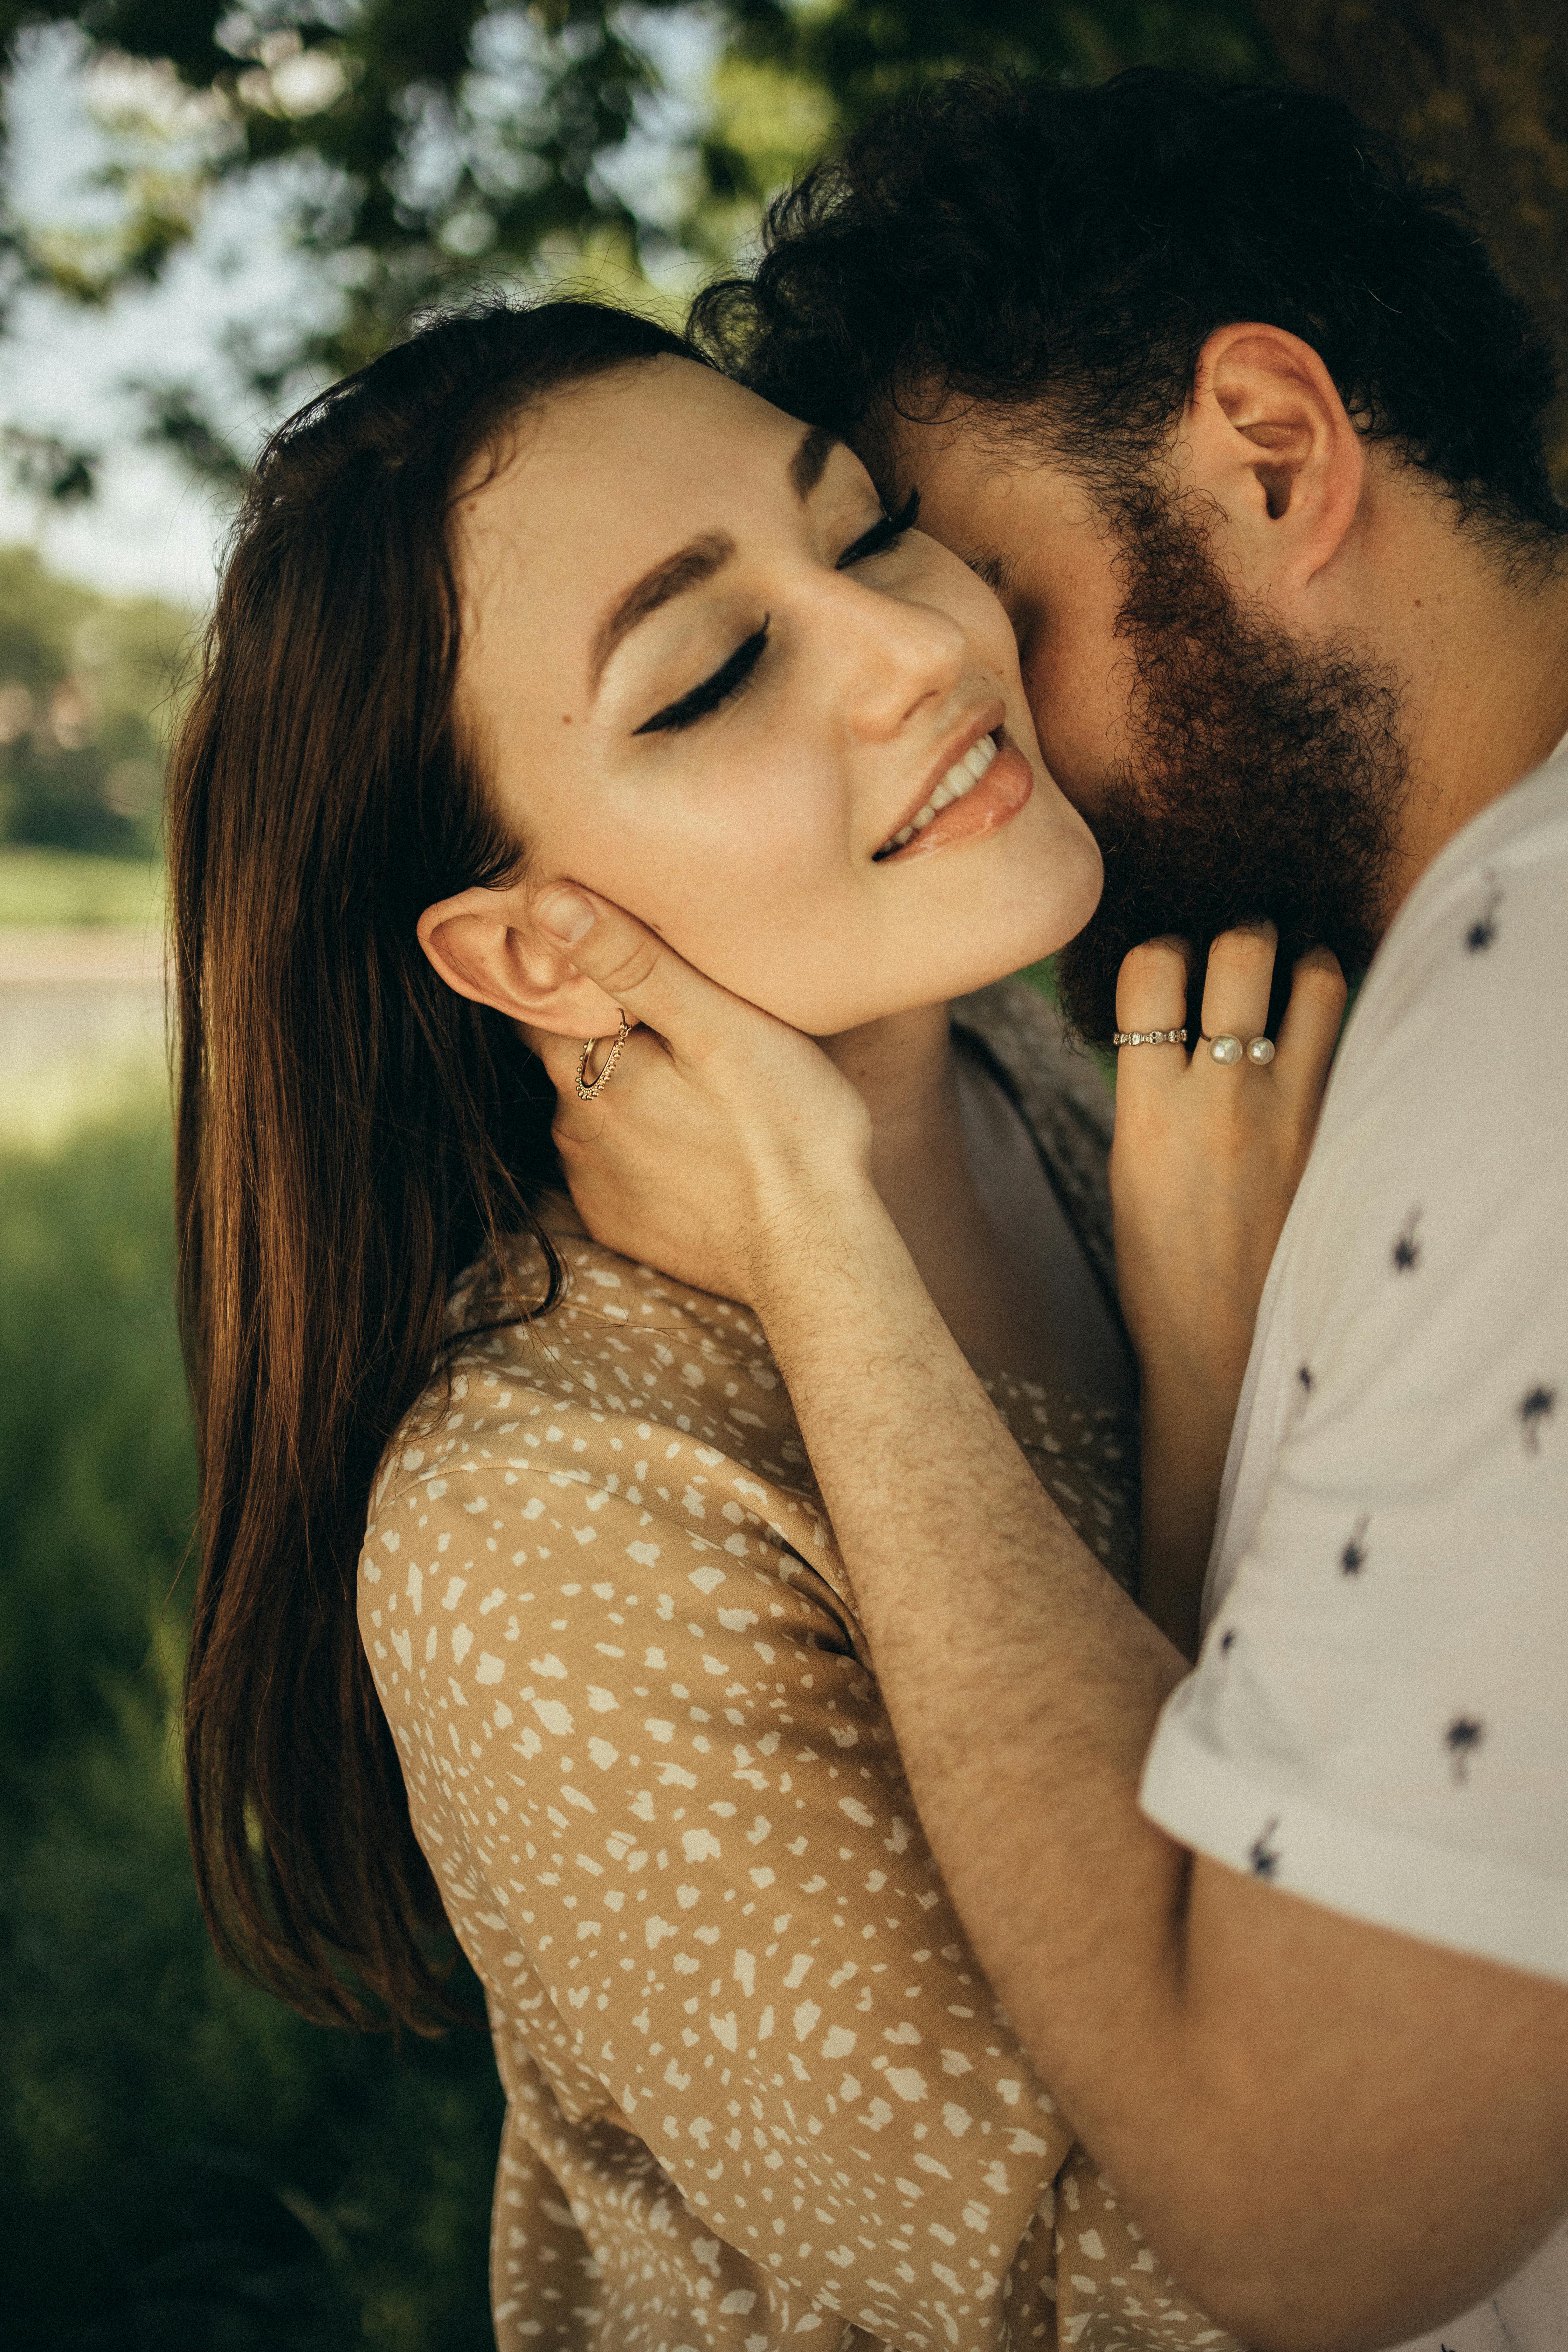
1249, 0, 1568, 496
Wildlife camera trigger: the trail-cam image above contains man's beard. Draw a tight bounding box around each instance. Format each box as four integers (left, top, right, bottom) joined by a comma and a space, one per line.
1054, 485, 1410, 1045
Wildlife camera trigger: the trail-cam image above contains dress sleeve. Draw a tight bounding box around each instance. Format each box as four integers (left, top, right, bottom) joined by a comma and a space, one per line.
362, 1383, 1077, 2349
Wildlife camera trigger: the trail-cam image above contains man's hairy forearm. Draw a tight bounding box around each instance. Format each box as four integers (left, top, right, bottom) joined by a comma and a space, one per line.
749, 1194, 1203, 2164
747, 1191, 1568, 2351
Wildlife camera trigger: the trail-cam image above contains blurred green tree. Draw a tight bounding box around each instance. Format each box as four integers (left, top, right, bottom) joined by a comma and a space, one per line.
2, 0, 1269, 388
0, 545, 189, 853
6, 1, 1563, 494
0, 3, 1561, 491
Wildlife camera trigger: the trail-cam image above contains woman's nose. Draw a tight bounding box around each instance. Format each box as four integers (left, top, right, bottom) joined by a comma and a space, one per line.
831, 577, 968, 742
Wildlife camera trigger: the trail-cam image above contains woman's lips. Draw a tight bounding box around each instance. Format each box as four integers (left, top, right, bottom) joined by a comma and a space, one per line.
876, 739, 1034, 863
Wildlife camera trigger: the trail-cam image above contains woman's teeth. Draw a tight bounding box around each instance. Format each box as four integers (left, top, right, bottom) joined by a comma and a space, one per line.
875, 732, 999, 859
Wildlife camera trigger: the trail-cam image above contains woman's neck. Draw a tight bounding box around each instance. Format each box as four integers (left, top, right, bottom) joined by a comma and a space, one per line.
819, 1002, 1054, 1386
822, 1001, 970, 1255
820, 997, 1133, 1410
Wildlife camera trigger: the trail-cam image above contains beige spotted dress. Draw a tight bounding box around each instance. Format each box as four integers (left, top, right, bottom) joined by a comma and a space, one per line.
358, 977, 1239, 2352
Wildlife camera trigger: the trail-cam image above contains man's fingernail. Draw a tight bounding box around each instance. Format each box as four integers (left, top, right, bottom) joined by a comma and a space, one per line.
536, 889, 594, 945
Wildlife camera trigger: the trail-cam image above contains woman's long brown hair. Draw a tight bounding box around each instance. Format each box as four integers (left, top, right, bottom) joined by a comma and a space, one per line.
170, 299, 696, 2031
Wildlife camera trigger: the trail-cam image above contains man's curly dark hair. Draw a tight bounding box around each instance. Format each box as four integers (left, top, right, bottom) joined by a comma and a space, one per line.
691, 68, 1566, 555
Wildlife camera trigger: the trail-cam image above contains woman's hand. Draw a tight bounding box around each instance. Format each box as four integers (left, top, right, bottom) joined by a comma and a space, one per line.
528, 887, 873, 1304
1111, 922, 1347, 1652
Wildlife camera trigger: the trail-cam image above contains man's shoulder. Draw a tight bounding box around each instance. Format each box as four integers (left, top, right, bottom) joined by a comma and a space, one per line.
1358, 748, 1568, 1028
1314, 755, 1568, 1172
1172, 767, 1568, 1986
1254, 758, 1567, 1401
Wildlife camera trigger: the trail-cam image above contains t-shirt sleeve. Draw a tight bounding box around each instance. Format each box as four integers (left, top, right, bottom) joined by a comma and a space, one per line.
362, 1399, 1077, 2348
1140, 824, 1568, 1984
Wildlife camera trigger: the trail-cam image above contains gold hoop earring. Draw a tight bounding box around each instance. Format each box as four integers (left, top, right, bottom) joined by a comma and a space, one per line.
574, 1011, 631, 1101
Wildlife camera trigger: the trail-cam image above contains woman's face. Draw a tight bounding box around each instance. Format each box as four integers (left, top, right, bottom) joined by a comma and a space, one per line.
453, 355, 1102, 1036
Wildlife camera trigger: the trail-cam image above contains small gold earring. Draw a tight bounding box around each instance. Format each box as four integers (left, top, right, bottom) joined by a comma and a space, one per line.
574, 1010, 631, 1101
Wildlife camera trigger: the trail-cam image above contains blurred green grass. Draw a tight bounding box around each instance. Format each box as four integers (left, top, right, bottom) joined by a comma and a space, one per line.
1, 1108, 504, 2350
0, 845, 164, 928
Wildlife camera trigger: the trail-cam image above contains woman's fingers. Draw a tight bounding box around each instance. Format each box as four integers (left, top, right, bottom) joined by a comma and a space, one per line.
1117, 924, 1342, 1097
1114, 936, 1194, 1075
1199, 920, 1277, 1060
1274, 945, 1348, 1101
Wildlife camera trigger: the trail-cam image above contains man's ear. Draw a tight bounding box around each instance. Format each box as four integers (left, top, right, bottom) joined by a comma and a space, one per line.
417, 884, 627, 1037
1180, 322, 1365, 598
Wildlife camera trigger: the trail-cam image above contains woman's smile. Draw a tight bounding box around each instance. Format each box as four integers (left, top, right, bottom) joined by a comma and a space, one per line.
873, 722, 1035, 862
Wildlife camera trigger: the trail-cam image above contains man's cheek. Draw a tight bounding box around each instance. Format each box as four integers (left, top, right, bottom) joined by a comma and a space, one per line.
1020, 625, 1131, 821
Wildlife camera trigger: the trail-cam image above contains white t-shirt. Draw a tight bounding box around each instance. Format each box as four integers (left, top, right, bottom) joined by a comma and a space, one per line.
1139, 745, 1568, 2350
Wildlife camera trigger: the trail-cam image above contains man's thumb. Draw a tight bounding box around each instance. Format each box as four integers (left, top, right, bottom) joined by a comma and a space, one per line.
535, 886, 704, 1043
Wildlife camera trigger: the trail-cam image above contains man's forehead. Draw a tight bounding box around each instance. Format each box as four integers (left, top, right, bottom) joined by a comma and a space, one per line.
879, 402, 1117, 593
870, 407, 1031, 589
876, 399, 1003, 483
961, 545, 1023, 595
884, 411, 1044, 527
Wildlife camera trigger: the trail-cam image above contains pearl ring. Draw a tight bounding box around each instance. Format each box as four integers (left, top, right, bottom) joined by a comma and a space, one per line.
1205, 1033, 1275, 1066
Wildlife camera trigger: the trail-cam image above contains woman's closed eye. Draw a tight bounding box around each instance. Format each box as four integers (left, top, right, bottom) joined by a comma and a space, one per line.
631, 490, 920, 739
837, 487, 920, 570
633, 622, 770, 737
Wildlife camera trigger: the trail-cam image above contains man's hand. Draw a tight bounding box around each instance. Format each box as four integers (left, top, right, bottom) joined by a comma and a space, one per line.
531, 886, 872, 1304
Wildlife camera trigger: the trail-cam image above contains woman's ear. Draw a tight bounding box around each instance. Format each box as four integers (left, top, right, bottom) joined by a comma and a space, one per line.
1179, 321, 1365, 602
417, 884, 627, 1037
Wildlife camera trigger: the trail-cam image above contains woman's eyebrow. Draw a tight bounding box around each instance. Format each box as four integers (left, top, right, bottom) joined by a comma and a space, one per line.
590, 429, 841, 694
591, 531, 734, 690
789, 422, 842, 502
